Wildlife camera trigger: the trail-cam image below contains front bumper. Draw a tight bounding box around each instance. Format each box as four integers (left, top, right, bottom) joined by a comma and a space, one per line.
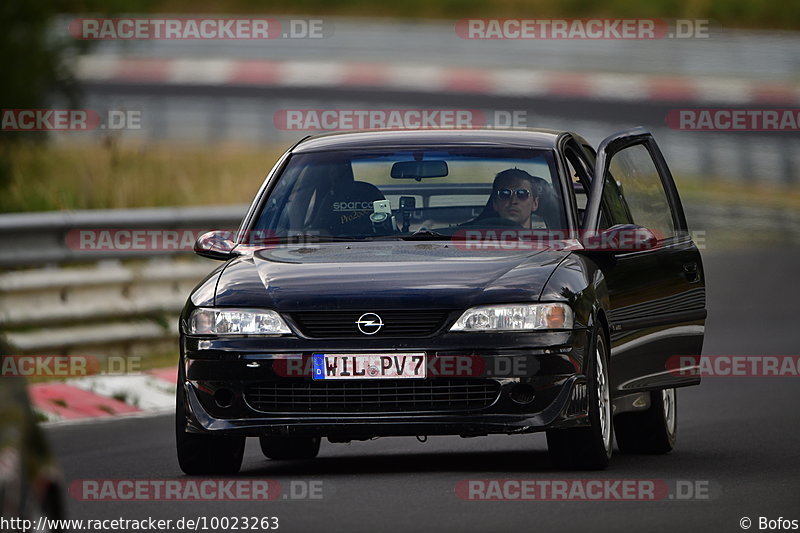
179, 329, 591, 438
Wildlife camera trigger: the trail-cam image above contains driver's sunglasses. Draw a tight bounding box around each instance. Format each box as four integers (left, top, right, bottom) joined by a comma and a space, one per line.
495, 188, 532, 201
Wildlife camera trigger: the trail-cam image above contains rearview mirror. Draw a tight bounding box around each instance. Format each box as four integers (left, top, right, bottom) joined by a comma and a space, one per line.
194, 230, 238, 260
390, 160, 448, 180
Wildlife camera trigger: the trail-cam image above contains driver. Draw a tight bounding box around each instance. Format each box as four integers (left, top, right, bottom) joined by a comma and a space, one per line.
486, 168, 541, 228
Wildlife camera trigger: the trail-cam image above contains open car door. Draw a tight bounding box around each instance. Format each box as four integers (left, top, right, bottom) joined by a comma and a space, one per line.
582, 127, 707, 394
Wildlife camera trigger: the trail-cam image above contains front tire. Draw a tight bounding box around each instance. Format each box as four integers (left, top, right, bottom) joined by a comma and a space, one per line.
614, 388, 677, 454
175, 364, 245, 475
259, 436, 321, 460
547, 326, 612, 470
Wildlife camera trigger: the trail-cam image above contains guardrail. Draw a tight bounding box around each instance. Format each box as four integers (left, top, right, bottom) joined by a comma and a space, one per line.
0, 259, 216, 356
0, 205, 246, 357
0, 205, 246, 268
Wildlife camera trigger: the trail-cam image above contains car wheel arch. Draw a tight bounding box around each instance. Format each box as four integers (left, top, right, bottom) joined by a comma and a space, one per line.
538, 255, 609, 330
583, 306, 610, 378
594, 308, 611, 349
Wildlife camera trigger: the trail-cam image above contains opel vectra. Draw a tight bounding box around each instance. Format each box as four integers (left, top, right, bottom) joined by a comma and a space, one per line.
177, 128, 706, 473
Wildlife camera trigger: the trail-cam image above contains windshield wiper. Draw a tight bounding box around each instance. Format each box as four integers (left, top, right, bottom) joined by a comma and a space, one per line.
243, 235, 375, 246
401, 229, 451, 241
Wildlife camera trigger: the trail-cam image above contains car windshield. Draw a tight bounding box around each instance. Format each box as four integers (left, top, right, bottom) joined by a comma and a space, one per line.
251, 146, 565, 241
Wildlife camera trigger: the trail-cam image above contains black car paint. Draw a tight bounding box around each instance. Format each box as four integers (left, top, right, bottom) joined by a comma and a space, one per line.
178, 128, 705, 441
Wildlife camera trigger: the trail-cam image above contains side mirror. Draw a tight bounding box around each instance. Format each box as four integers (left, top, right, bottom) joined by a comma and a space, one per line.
193, 230, 238, 260
582, 224, 658, 252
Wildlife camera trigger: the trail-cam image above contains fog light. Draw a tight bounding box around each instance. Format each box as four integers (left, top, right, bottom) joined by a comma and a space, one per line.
509, 383, 535, 405
213, 388, 234, 408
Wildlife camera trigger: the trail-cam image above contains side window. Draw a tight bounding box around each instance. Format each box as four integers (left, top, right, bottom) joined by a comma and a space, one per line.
579, 140, 634, 229
566, 142, 618, 231
607, 144, 676, 238
601, 173, 634, 228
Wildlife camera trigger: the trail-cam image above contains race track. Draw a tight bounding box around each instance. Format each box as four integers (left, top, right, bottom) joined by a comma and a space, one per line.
45, 247, 800, 532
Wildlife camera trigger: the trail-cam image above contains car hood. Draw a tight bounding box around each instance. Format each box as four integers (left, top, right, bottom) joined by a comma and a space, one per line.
213, 241, 570, 310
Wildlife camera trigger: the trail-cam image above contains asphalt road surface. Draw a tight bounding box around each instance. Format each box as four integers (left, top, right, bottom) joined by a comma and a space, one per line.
46, 247, 800, 533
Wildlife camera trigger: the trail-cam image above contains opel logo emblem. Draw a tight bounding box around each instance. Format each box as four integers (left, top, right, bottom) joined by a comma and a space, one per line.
356, 313, 384, 335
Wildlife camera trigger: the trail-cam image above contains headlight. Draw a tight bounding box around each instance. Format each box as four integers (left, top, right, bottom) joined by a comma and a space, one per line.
188, 308, 291, 335
450, 303, 573, 331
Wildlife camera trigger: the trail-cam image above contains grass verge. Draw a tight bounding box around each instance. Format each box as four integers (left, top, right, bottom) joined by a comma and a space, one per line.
0, 141, 287, 212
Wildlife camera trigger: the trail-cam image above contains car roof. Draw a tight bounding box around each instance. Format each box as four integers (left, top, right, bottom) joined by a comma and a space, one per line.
292, 128, 566, 153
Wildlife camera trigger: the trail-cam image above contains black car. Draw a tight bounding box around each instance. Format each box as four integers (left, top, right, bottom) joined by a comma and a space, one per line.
177, 127, 706, 473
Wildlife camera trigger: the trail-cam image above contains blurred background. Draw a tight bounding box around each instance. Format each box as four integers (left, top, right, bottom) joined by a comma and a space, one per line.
1, 0, 799, 386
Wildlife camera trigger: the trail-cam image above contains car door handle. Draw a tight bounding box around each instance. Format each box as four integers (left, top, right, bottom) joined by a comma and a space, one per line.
683, 262, 700, 283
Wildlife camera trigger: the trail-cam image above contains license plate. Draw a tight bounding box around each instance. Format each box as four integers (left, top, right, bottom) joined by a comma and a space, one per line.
312, 353, 426, 380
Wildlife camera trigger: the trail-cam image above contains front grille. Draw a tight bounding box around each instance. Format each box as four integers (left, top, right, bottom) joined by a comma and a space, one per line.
245, 379, 500, 413
290, 310, 451, 338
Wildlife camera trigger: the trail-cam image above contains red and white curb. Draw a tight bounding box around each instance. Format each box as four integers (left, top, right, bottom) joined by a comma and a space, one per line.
30, 367, 177, 424
76, 56, 800, 104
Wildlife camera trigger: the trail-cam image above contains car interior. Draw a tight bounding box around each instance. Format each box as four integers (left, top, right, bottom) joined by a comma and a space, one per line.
254, 151, 569, 239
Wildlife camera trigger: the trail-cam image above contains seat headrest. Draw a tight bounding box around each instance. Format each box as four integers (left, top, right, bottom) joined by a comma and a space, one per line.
315, 181, 386, 236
